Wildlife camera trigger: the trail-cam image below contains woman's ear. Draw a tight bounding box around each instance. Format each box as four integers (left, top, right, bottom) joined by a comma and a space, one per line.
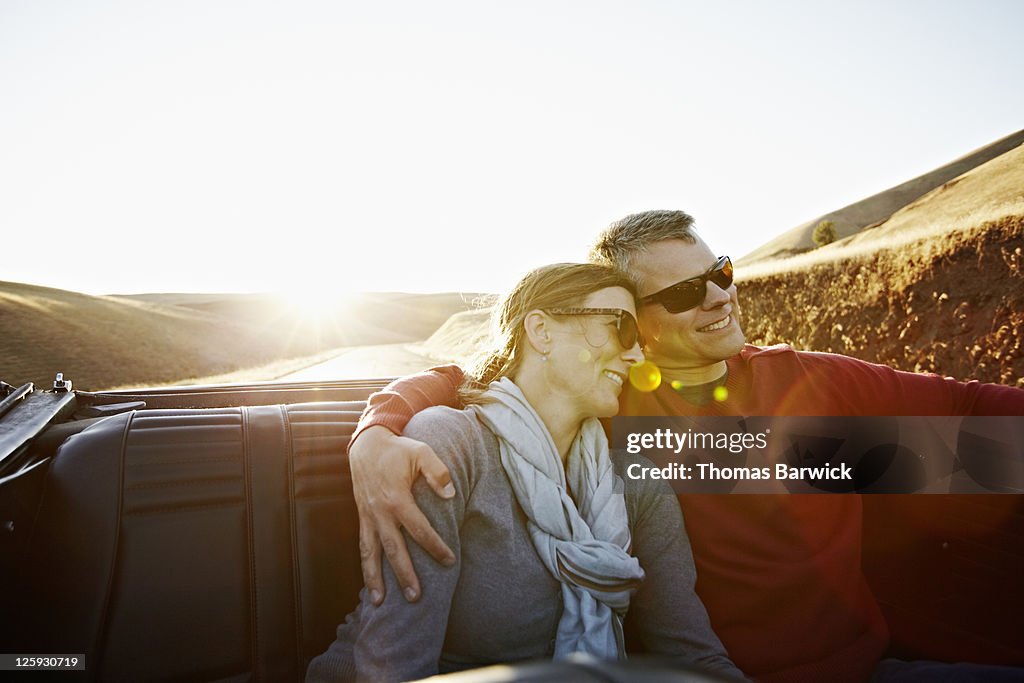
523, 309, 552, 356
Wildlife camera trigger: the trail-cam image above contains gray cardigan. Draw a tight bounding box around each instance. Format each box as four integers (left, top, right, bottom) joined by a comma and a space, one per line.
306, 406, 743, 682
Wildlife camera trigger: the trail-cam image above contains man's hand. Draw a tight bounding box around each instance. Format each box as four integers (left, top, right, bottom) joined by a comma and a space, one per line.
348, 425, 456, 605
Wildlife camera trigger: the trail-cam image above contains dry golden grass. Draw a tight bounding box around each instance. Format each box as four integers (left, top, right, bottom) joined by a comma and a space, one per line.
846, 143, 1024, 249
741, 129, 1024, 265
417, 306, 496, 365
741, 141, 1024, 280
0, 284, 479, 390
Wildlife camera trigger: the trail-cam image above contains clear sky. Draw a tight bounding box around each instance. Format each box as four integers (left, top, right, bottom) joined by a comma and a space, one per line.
2, 0, 1022, 296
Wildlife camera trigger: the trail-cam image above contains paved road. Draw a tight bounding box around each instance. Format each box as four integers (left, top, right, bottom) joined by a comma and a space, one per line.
278, 343, 442, 381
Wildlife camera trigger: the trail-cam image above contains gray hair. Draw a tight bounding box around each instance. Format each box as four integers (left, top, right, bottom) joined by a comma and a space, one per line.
589, 210, 699, 280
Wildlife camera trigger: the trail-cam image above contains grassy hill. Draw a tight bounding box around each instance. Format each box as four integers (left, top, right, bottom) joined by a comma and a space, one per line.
843, 143, 1024, 251
0, 285, 478, 390
739, 128, 1024, 265
417, 306, 496, 366
740, 139, 1024, 279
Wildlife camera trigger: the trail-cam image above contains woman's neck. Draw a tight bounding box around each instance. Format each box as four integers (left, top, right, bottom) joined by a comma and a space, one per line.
510, 363, 581, 464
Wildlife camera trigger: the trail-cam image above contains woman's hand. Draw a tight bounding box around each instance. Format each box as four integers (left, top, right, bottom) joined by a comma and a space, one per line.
348, 425, 456, 605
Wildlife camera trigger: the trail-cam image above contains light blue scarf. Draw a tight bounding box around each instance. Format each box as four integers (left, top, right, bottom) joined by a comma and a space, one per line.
469, 378, 645, 660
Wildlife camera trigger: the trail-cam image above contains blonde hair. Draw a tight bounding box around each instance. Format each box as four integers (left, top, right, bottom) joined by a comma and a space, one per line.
461, 263, 636, 403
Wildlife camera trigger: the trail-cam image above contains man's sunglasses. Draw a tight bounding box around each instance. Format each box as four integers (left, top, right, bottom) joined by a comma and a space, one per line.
639, 256, 734, 314
545, 307, 645, 350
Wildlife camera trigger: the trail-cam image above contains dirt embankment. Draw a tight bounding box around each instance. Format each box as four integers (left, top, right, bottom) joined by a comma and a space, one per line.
740, 216, 1024, 387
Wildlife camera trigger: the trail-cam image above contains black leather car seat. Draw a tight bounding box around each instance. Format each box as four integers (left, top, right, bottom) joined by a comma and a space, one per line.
20, 402, 365, 682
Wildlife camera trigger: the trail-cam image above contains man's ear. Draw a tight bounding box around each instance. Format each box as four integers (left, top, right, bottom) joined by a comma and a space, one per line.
523, 309, 552, 355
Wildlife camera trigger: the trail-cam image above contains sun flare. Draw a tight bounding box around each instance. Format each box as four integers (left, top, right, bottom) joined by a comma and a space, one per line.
271, 286, 356, 323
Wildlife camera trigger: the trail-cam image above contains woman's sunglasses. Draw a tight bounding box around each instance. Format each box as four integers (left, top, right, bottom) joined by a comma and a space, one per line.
639, 256, 733, 314
544, 307, 645, 350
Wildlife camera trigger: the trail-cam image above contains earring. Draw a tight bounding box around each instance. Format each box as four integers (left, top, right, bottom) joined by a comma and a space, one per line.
541, 349, 549, 362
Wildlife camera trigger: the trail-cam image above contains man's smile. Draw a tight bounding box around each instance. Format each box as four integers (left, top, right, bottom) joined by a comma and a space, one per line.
697, 314, 732, 333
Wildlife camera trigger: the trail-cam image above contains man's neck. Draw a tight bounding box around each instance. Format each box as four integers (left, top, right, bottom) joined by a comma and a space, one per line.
653, 359, 729, 387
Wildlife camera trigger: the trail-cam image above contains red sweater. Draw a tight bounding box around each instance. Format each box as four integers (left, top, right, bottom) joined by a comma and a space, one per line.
354, 345, 1024, 682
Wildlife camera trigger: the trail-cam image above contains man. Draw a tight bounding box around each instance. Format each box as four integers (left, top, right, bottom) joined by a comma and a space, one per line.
347, 210, 1024, 682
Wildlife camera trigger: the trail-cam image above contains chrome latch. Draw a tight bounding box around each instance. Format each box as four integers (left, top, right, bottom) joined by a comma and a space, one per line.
53, 372, 73, 393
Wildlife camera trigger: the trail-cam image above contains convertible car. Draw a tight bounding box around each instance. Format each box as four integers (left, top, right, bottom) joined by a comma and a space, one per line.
1, 374, 1022, 681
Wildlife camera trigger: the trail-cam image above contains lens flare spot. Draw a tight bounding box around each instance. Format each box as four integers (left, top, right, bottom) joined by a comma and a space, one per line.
629, 360, 661, 392
713, 385, 729, 402
670, 380, 683, 391
577, 349, 592, 363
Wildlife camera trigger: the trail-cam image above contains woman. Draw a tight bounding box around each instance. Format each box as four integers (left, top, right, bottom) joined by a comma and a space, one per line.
307, 263, 743, 682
